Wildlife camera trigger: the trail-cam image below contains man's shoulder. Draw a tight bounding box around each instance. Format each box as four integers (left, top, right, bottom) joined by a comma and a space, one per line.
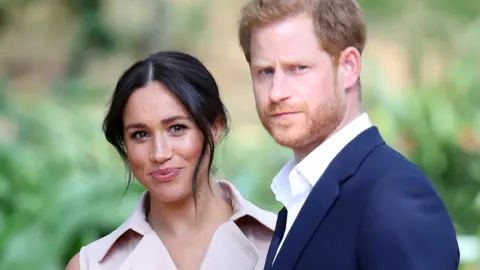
361, 143, 425, 177
350, 143, 434, 195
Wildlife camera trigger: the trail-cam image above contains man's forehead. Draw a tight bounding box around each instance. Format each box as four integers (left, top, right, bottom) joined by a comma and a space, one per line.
250, 56, 307, 66
250, 46, 321, 66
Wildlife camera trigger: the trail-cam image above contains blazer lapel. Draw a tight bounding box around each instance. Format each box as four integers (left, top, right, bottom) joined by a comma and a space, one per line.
200, 221, 259, 270
273, 127, 385, 270
273, 176, 340, 270
265, 208, 287, 269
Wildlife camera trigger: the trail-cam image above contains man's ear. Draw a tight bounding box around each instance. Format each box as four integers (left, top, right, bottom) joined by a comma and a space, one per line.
338, 46, 361, 90
210, 118, 225, 144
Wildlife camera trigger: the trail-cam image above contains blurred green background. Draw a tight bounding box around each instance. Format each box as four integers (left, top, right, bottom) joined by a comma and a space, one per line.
0, 0, 479, 269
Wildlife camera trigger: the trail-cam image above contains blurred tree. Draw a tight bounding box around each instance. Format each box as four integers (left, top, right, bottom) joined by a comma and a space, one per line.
132, 0, 169, 59
0, 91, 139, 268
63, 0, 117, 77
362, 44, 480, 234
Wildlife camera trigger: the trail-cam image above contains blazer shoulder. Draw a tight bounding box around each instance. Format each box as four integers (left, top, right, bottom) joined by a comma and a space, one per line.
349, 143, 439, 208
362, 144, 427, 179
359, 144, 447, 208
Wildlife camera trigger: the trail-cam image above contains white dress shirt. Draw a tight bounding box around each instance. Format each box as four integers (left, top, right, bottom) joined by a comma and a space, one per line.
271, 113, 372, 260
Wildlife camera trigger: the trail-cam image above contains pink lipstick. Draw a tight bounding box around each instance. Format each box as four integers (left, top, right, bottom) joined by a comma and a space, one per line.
151, 167, 181, 182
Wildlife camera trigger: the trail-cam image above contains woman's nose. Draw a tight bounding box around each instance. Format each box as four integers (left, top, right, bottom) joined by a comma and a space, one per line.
149, 135, 172, 163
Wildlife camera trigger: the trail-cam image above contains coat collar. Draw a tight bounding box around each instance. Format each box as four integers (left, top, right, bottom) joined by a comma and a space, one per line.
93, 180, 276, 265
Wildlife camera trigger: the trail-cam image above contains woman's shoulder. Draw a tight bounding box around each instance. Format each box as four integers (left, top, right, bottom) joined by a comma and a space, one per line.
70, 223, 131, 269
65, 252, 80, 270
74, 220, 149, 269
70, 192, 151, 269
65, 228, 122, 270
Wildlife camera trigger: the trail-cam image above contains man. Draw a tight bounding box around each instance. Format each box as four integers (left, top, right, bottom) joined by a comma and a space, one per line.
238, 0, 460, 269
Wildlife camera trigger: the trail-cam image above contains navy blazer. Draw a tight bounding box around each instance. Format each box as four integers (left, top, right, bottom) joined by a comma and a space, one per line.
265, 127, 459, 270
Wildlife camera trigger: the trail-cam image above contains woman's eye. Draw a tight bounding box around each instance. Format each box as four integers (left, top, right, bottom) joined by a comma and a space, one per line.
169, 124, 187, 134
131, 131, 148, 139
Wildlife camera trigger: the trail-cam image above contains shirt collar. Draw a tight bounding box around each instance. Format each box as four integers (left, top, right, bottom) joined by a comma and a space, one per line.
94, 180, 276, 262
271, 158, 296, 207
271, 113, 372, 205
296, 113, 372, 185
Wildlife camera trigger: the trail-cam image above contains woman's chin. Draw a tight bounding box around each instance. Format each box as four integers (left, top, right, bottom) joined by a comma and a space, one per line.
149, 186, 192, 205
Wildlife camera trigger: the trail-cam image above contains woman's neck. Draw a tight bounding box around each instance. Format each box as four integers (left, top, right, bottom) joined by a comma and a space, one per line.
147, 182, 233, 238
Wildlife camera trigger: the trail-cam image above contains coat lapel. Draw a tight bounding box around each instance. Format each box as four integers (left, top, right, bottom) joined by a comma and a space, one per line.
265, 208, 287, 269
119, 230, 176, 270
120, 221, 260, 270
273, 127, 385, 270
106, 181, 275, 270
200, 221, 259, 270
272, 176, 340, 270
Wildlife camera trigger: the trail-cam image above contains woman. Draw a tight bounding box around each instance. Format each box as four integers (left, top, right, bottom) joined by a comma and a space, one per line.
66, 51, 276, 270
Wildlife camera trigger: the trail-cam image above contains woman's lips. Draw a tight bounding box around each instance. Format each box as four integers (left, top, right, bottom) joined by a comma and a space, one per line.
150, 167, 181, 182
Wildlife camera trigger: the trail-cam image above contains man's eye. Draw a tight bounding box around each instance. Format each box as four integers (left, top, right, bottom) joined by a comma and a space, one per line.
290, 65, 308, 72
260, 68, 274, 76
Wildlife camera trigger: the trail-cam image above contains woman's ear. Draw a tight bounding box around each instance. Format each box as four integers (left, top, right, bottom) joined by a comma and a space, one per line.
210, 118, 225, 144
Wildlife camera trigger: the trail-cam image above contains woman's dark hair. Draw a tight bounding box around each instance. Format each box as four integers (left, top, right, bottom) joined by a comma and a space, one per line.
103, 51, 229, 203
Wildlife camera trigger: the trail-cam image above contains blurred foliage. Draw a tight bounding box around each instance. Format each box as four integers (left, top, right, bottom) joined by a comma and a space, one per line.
0, 87, 134, 269
361, 31, 480, 234
0, 0, 479, 269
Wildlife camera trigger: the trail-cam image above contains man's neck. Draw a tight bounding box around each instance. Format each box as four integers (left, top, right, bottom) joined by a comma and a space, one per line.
294, 108, 363, 162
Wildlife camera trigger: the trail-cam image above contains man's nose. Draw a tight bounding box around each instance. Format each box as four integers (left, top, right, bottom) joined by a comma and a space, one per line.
269, 71, 292, 103
149, 135, 172, 163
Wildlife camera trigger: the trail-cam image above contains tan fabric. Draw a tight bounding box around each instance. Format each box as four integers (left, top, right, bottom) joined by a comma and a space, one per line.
78, 180, 277, 270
